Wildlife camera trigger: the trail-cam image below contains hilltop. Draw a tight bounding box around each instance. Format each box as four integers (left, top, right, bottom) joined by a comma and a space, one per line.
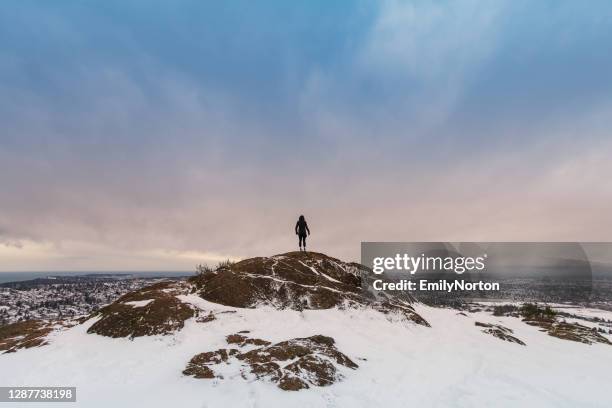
0, 251, 611, 406
83, 251, 427, 341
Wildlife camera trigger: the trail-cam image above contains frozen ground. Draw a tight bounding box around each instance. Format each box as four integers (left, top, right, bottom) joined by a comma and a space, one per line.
1, 297, 611, 408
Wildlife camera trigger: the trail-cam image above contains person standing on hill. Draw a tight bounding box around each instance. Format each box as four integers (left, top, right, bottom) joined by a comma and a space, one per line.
295, 215, 310, 251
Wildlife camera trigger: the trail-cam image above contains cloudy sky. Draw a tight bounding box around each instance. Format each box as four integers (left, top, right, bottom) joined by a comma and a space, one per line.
1, 0, 612, 271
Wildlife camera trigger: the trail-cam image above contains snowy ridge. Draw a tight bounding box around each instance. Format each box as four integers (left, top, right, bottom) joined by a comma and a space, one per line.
0, 251, 611, 407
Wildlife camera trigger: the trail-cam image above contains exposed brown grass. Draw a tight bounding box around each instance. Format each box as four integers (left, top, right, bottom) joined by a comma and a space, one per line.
183, 334, 358, 391
0, 320, 53, 353
87, 281, 194, 338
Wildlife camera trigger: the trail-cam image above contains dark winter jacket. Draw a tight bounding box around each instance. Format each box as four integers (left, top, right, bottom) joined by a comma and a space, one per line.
295, 217, 310, 237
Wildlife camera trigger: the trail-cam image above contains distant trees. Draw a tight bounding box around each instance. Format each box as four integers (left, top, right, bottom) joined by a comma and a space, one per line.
520, 303, 556, 320
493, 304, 518, 316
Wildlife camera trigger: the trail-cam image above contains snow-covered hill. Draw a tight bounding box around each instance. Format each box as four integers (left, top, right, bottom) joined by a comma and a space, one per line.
1, 252, 611, 407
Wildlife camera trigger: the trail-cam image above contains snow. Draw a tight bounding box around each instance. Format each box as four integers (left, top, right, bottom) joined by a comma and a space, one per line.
1, 300, 611, 408
298, 261, 342, 284
234, 272, 349, 295
123, 299, 154, 308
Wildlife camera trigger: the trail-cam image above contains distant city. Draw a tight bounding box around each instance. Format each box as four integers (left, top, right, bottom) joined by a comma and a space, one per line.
2, 270, 612, 327
0, 273, 192, 325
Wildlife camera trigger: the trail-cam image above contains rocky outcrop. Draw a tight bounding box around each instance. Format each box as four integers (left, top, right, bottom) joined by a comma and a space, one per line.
183, 348, 239, 378
371, 299, 430, 327
189, 251, 428, 326
183, 333, 358, 391
475, 322, 525, 345
190, 252, 365, 310
547, 322, 612, 345
226, 333, 271, 347
87, 281, 195, 338
487, 303, 611, 346
524, 319, 612, 345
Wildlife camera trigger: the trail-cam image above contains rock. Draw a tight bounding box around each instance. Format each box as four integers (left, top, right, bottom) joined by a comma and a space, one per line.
475, 322, 526, 345
226, 333, 271, 347
183, 362, 217, 379
524, 319, 612, 345
196, 313, 216, 323
87, 281, 195, 338
372, 300, 431, 327
489, 303, 610, 346
190, 252, 365, 310
183, 334, 358, 391
189, 251, 429, 326
183, 348, 239, 378
278, 375, 309, 391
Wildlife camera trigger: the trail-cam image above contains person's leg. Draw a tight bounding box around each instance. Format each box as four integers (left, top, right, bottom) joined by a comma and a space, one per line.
303, 235, 307, 251
299, 235, 304, 250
